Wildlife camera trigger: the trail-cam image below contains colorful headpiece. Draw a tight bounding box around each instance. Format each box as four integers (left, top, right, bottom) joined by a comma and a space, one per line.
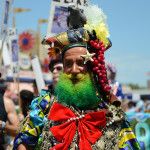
42, 28, 90, 57
42, 28, 111, 58
42, 5, 112, 103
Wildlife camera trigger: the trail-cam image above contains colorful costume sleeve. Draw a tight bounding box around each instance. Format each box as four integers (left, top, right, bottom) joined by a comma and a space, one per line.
13, 90, 51, 150
119, 121, 141, 150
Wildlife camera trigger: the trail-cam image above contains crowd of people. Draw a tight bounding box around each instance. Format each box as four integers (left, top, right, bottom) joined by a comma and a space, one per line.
125, 95, 150, 113
0, 57, 148, 149
107, 63, 150, 113
0, 57, 63, 149
0, 3, 146, 150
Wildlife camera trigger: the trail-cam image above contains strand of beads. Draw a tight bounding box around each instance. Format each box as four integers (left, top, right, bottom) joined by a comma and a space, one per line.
66, 115, 85, 122
103, 102, 125, 126
89, 39, 111, 101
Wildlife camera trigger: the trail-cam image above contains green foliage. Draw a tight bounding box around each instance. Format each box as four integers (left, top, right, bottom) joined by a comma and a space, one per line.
123, 83, 146, 89
128, 83, 141, 89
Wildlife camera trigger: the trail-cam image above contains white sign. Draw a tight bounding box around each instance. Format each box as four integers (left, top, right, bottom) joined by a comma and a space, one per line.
0, 0, 13, 41
19, 54, 31, 70
0, 40, 11, 66
47, 0, 89, 36
31, 56, 46, 93
0, 27, 17, 42
52, 0, 88, 6
7, 28, 17, 40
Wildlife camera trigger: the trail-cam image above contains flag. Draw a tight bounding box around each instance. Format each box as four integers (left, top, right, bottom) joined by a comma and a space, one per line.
14, 8, 30, 13
38, 19, 48, 24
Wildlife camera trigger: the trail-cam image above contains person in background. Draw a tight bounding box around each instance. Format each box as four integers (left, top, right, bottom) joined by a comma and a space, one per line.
48, 54, 63, 91
32, 55, 63, 96
20, 90, 34, 117
13, 56, 63, 149
135, 95, 148, 112
107, 63, 123, 101
128, 101, 136, 112
0, 75, 20, 150
18, 90, 34, 122
145, 102, 150, 113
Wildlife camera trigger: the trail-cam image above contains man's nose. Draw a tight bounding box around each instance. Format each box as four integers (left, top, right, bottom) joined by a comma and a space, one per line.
71, 63, 80, 74
53, 68, 60, 74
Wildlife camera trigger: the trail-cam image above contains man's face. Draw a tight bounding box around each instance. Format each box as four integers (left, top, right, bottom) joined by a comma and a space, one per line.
63, 47, 88, 83
109, 72, 116, 80
52, 63, 63, 85
56, 47, 100, 109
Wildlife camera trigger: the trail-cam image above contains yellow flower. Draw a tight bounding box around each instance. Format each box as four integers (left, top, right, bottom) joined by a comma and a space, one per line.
96, 22, 110, 47
84, 24, 93, 33
84, 21, 110, 48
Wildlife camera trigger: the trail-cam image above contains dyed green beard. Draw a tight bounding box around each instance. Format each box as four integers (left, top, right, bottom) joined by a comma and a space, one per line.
55, 73, 100, 110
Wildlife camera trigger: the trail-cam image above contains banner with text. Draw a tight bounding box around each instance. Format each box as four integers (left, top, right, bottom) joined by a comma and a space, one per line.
0, 0, 13, 41
47, 0, 89, 36
126, 112, 150, 150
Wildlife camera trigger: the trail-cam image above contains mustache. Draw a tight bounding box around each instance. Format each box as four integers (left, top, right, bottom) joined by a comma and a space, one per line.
65, 73, 86, 80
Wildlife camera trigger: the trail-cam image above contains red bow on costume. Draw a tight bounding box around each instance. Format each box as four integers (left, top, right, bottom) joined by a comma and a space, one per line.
48, 102, 106, 150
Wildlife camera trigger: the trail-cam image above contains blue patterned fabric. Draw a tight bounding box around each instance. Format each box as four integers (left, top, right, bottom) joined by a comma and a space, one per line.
13, 89, 51, 150
119, 121, 141, 150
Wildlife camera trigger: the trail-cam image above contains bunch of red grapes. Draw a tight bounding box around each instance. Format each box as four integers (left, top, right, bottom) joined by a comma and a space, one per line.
90, 39, 111, 94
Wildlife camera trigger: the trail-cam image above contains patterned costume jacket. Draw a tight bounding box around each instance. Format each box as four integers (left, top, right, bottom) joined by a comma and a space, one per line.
13, 90, 141, 150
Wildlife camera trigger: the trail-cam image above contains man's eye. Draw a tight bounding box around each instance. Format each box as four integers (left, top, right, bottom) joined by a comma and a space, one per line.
77, 60, 84, 66
65, 62, 72, 67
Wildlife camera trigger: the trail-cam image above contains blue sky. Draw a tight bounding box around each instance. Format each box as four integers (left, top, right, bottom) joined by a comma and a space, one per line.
0, 0, 150, 87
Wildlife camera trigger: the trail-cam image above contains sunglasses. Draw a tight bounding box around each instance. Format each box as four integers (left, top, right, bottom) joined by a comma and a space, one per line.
50, 66, 63, 72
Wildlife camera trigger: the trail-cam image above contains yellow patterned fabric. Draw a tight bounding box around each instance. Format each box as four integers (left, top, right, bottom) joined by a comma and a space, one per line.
13, 90, 51, 150
119, 121, 141, 150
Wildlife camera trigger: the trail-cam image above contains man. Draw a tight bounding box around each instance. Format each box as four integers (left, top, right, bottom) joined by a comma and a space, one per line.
13, 56, 63, 150
31, 56, 63, 97
107, 63, 123, 101
135, 95, 148, 112
127, 101, 136, 112
0, 78, 20, 150
48, 55, 63, 90
13, 5, 140, 150
18, 90, 35, 122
